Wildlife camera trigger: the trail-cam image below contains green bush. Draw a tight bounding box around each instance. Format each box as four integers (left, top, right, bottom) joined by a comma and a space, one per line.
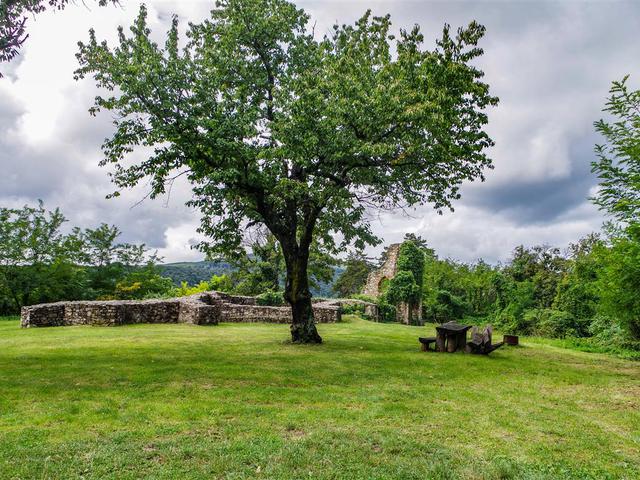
209, 274, 233, 293
114, 265, 175, 300
396, 241, 425, 296
587, 314, 640, 350
423, 289, 468, 323
341, 302, 365, 315
589, 314, 622, 338
172, 280, 211, 297
503, 308, 589, 338
349, 293, 377, 304
531, 309, 580, 338
493, 302, 535, 335
386, 271, 420, 305
377, 298, 397, 323
256, 290, 285, 306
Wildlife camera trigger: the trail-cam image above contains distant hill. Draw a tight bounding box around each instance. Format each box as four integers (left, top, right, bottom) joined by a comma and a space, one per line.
315, 266, 344, 298
159, 261, 343, 298
159, 261, 234, 286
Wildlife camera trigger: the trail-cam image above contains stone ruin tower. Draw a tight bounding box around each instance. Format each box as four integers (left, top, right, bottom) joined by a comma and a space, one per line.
363, 243, 401, 298
363, 243, 422, 325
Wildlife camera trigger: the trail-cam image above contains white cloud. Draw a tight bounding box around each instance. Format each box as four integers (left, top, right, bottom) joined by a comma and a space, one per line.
156, 220, 207, 263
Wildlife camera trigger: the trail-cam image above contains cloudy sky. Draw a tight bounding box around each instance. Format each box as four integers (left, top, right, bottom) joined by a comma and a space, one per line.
1, 0, 639, 264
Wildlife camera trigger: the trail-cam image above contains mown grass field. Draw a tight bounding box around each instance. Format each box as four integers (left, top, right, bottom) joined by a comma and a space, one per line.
1, 315, 638, 479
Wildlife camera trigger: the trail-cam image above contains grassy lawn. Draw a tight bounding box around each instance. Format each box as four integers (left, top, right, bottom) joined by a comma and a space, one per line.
1, 315, 638, 479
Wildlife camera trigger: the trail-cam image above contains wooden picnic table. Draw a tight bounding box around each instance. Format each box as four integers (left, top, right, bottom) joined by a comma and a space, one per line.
435, 321, 472, 353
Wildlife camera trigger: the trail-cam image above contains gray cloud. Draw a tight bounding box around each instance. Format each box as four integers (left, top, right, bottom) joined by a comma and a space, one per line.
463, 131, 599, 224
1, 0, 638, 263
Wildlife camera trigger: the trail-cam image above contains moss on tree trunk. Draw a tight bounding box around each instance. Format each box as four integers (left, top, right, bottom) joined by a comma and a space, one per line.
284, 248, 322, 344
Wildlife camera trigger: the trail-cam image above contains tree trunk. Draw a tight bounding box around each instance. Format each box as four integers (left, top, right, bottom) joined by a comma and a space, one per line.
283, 246, 322, 344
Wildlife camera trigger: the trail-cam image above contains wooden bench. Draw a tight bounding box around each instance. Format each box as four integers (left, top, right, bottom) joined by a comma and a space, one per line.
418, 337, 438, 352
466, 325, 504, 355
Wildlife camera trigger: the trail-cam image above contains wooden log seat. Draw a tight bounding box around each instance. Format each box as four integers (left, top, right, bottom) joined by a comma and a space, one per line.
466, 325, 504, 355
418, 337, 438, 351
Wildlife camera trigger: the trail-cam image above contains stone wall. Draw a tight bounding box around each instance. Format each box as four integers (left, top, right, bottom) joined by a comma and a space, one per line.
395, 300, 422, 326
361, 243, 423, 325
362, 243, 401, 297
19, 292, 368, 328
21, 298, 197, 328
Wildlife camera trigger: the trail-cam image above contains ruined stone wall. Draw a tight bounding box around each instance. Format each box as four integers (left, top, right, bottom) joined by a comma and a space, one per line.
177, 298, 221, 325
64, 303, 127, 326
219, 304, 288, 323
20, 304, 65, 328
21, 298, 197, 328
19, 292, 363, 328
312, 302, 342, 323
362, 243, 401, 298
214, 293, 258, 306
361, 242, 424, 325
395, 301, 423, 326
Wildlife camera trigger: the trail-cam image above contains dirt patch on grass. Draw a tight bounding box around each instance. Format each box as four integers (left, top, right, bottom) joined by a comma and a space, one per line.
284, 426, 307, 440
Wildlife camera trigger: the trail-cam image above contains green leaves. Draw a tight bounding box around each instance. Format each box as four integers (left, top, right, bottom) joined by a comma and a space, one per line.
75, 0, 496, 327
595, 227, 640, 339
333, 251, 374, 298
387, 271, 421, 305
592, 75, 640, 225
396, 241, 425, 296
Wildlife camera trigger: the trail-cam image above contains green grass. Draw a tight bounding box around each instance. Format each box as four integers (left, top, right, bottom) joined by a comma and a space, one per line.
1, 316, 638, 479
524, 335, 640, 361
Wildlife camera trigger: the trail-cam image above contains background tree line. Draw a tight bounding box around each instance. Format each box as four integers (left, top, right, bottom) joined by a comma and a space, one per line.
0, 201, 172, 315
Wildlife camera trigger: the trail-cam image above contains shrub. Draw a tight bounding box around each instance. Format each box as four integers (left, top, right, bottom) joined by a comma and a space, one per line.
531, 309, 577, 338
494, 306, 591, 339
349, 293, 377, 304
172, 281, 211, 297
256, 290, 285, 306
114, 266, 175, 300
386, 271, 420, 305
396, 241, 425, 296
423, 289, 468, 323
587, 314, 640, 350
589, 313, 622, 338
209, 274, 233, 293
377, 297, 397, 323
493, 302, 535, 335
341, 302, 365, 315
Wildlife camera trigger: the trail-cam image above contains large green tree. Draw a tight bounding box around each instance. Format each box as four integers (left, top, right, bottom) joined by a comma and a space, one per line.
75, 0, 497, 343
